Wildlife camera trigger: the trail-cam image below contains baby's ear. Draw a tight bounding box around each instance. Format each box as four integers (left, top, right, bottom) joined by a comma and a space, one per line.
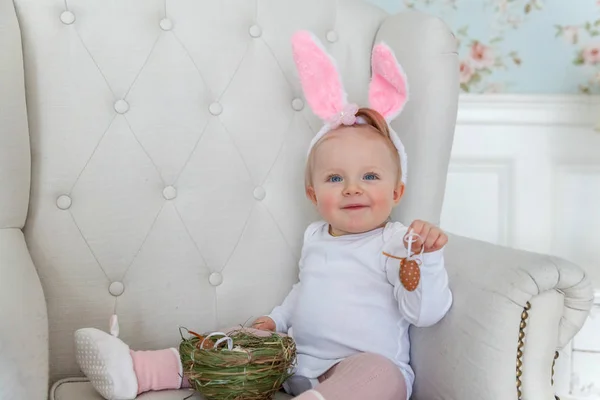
368, 43, 409, 121
306, 186, 318, 205
393, 181, 405, 205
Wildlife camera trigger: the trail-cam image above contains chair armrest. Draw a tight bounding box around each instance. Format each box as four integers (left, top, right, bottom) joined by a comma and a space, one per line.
0, 1, 48, 398
0, 229, 49, 400
0, 0, 31, 231
409, 234, 594, 400
0, 2, 48, 398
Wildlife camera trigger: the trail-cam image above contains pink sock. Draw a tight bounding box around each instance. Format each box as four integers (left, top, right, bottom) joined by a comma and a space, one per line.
130, 348, 190, 394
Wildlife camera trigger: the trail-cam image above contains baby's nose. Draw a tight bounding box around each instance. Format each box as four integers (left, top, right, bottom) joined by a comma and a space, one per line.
343, 182, 363, 195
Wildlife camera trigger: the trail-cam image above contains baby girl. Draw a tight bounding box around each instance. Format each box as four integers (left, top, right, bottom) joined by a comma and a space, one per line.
74, 31, 453, 400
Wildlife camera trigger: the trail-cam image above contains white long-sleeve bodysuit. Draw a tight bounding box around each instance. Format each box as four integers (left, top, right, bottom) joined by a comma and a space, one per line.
268, 220, 453, 398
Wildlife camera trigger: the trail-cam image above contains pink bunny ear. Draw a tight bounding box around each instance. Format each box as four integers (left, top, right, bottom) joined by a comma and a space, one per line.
291, 31, 347, 121
368, 43, 409, 120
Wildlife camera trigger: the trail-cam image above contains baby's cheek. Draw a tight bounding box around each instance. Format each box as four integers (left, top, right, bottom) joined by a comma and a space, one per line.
316, 191, 339, 215
371, 187, 395, 207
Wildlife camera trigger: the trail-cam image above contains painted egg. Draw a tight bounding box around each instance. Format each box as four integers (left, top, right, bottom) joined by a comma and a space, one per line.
400, 259, 420, 291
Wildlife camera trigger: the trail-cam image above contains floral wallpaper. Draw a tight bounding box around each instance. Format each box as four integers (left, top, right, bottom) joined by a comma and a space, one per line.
367, 0, 600, 94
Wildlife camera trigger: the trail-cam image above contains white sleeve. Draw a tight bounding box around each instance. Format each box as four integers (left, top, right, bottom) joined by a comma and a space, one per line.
267, 221, 324, 333
382, 222, 453, 327
268, 282, 300, 333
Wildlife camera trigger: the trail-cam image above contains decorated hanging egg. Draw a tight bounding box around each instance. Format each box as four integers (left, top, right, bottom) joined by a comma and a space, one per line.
400, 258, 420, 291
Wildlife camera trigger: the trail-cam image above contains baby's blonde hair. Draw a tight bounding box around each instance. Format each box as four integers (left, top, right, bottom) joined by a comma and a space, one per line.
305, 108, 402, 189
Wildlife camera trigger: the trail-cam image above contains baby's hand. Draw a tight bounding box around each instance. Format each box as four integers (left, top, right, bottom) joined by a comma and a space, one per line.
251, 316, 276, 332
405, 220, 448, 254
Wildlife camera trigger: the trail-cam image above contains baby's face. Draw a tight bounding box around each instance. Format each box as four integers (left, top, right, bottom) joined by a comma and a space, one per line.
308, 126, 404, 236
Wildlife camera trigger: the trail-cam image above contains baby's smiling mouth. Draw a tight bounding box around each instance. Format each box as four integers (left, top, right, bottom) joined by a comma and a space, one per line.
341, 204, 369, 210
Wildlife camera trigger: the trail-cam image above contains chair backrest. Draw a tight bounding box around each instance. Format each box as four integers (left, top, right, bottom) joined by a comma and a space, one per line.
2, 0, 458, 385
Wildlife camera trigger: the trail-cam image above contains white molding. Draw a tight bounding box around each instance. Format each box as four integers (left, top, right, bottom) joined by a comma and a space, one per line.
595, 289, 600, 305
457, 94, 600, 126
550, 163, 600, 268
447, 158, 514, 247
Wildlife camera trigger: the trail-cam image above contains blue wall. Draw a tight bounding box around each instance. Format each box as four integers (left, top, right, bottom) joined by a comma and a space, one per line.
367, 0, 600, 94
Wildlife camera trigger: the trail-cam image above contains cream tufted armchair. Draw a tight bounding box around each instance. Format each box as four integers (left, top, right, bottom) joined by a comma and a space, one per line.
0, 1, 594, 399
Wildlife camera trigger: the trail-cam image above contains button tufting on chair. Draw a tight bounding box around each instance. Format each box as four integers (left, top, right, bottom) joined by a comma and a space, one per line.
292, 98, 304, 111
114, 99, 129, 114
253, 186, 266, 201
2, 5, 593, 400
208, 102, 223, 116
159, 18, 173, 31
4, 5, 594, 400
326, 30, 338, 43
60, 11, 75, 25
108, 282, 125, 297
208, 272, 223, 287
248, 24, 262, 38
56, 195, 72, 210
162, 186, 177, 200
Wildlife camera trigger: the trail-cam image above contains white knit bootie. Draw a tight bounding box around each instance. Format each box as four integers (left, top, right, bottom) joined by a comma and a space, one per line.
74, 317, 138, 400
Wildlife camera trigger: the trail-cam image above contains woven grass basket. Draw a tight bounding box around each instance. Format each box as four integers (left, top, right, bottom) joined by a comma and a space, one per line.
179, 327, 296, 400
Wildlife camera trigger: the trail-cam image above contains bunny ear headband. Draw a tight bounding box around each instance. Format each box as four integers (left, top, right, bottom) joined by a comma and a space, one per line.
292, 30, 410, 184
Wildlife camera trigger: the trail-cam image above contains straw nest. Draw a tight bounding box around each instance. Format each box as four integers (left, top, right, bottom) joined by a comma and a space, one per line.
179, 327, 296, 400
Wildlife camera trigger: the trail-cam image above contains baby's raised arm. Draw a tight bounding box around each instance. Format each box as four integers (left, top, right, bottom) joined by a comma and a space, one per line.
382, 222, 453, 327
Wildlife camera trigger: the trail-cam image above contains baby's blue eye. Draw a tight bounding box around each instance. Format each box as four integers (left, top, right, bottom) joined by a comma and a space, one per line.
364, 173, 379, 181
327, 175, 343, 183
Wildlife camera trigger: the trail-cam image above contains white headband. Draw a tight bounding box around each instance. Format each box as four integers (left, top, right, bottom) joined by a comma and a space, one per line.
292, 31, 410, 184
